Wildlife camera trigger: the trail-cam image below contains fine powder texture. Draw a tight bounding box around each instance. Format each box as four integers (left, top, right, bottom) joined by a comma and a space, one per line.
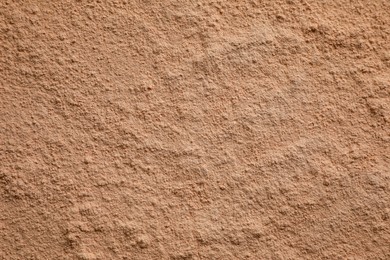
1, 1, 389, 259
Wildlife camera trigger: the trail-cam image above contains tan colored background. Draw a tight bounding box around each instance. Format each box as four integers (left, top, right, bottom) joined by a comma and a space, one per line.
1, 1, 389, 259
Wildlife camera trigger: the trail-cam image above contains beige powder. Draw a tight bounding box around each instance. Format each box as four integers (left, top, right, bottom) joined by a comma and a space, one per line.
1, 1, 389, 259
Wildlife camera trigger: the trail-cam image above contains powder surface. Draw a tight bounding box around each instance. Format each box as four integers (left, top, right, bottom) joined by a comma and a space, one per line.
1, 1, 389, 259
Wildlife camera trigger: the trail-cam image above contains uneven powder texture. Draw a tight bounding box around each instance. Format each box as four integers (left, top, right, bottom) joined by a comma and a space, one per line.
1, 1, 390, 259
